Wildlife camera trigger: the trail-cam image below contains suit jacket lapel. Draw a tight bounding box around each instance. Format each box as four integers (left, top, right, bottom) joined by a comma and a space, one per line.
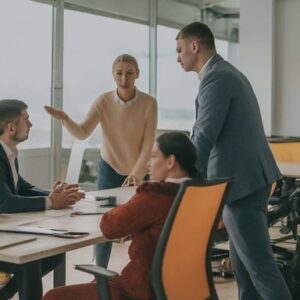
15, 158, 19, 173
193, 54, 224, 142
195, 54, 224, 113
195, 95, 199, 119
0, 144, 17, 193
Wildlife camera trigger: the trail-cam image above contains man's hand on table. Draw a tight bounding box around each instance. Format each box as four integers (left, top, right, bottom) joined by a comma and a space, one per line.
50, 182, 85, 209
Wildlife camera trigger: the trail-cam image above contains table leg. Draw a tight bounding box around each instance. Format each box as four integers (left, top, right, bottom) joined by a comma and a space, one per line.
53, 253, 66, 287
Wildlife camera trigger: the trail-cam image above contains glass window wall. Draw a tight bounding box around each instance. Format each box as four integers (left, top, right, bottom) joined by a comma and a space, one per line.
0, 0, 52, 148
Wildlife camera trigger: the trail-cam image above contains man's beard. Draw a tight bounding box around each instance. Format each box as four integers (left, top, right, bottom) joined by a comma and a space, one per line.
11, 132, 28, 143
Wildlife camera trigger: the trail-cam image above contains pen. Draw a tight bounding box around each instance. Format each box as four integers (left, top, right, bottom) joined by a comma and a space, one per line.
70, 212, 104, 217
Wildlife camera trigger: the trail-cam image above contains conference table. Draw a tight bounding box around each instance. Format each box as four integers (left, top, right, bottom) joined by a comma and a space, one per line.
0, 186, 136, 286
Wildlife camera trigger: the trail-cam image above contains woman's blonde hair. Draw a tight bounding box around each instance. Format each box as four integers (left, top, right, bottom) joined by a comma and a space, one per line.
112, 54, 139, 72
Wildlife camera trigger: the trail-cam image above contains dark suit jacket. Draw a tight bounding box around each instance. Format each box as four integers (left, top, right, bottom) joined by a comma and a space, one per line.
192, 54, 281, 203
0, 144, 48, 213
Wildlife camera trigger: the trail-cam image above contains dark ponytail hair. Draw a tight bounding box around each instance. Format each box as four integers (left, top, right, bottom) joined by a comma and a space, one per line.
156, 131, 198, 177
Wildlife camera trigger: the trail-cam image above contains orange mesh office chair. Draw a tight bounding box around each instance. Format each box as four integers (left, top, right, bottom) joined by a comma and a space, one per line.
152, 178, 233, 300
75, 178, 233, 300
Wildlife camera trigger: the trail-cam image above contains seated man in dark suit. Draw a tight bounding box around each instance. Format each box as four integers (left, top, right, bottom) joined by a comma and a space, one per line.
0, 99, 85, 300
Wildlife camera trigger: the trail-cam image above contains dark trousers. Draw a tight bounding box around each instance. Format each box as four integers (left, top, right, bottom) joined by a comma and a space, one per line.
223, 186, 292, 300
0, 254, 63, 300
95, 159, 127, 267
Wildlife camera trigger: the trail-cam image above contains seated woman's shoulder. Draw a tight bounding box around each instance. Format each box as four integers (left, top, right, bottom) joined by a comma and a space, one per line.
136, 181, 180, 195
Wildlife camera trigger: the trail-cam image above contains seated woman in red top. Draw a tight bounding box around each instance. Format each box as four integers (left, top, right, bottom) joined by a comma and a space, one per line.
43, 131, 197, 300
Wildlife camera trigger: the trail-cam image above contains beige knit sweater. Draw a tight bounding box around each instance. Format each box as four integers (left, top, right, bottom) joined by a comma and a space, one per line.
62, 89, 157, 180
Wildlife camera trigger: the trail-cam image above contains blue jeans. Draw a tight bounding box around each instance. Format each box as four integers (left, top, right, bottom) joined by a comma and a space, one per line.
223, 186, 292, 300
97, 159, 128, 190
95, 159, 127, 267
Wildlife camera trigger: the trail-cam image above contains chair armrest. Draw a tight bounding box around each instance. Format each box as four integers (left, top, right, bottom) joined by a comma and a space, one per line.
75, 265, 118, 300
75, 264, 118, 279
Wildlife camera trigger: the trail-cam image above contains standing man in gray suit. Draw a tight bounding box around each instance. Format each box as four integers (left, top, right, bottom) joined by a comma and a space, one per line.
176, 22, 291, 300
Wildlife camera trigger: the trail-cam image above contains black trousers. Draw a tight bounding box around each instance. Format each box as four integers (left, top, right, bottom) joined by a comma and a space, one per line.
0, 254, 63, 300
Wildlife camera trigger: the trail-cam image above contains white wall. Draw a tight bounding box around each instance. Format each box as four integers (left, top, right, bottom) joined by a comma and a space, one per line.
273, 0, 300, 135
240, 0, 300, 136
239, 0, 274, 135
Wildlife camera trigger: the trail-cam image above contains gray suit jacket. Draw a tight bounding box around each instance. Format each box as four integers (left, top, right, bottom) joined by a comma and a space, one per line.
192, 54, 281, 203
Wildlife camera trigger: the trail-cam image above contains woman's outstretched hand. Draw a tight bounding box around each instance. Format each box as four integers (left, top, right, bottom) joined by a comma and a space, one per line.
44, 105, 68, 121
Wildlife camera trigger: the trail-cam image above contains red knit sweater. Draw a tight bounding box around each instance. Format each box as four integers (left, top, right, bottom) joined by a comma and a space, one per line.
102, 182, 180, 300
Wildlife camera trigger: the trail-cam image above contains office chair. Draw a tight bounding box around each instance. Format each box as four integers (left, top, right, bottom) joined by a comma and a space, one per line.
267, 181, 300, 299
75, 178, 233, 300
268, 135, 300, 238
152, 178, 233, 300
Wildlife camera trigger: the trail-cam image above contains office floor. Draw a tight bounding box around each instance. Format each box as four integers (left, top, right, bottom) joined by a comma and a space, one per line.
8, 224, 296, 299
35, 242, 238, 300
6, 241, 237, 299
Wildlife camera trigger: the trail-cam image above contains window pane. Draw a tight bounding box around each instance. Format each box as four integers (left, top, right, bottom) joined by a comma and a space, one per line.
0, 0, 52, 148
157, 25, 230, 132
63, 10, 149, 147
157, 25, 198, 131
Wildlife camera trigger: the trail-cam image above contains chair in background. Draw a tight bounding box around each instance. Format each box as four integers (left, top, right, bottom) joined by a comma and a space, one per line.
268, 136, 300, 231
76, 177, 233, 300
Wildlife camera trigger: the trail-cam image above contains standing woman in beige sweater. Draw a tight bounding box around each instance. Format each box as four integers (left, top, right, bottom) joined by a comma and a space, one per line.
45, 54, 158, 268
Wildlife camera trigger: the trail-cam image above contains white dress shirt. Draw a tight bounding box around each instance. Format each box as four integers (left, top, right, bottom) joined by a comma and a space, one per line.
198, 55, 215, 82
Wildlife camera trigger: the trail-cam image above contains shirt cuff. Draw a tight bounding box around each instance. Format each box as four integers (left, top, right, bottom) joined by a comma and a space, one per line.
45, 196, 52, 210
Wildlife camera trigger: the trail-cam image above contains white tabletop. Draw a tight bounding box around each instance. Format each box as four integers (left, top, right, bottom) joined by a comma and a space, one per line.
277, 162, 300, 178
0, 186, 136, 264
0, 209, 102, 264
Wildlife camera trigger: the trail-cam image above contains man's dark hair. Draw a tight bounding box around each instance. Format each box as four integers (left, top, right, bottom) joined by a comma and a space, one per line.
156, 131, 198, 177
176, 21, 216, 50
0, 99, 27, 135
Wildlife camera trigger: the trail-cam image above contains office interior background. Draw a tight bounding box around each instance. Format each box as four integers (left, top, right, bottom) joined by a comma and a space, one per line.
0, 0, 299, 190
